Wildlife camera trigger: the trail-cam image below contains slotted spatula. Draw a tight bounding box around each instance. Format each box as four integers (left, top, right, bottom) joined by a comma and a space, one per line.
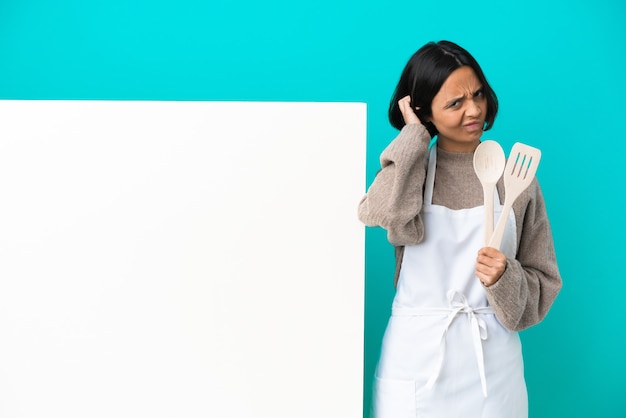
488, 142, 542, 250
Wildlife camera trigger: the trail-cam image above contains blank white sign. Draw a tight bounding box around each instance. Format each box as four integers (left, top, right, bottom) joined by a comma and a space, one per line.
0, 100, 365, 418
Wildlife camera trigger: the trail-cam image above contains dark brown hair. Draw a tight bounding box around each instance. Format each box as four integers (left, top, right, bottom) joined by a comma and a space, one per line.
388, 41, 498, 137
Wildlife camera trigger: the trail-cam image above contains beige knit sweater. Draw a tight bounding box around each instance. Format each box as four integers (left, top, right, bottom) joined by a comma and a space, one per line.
358, 124, 562, 332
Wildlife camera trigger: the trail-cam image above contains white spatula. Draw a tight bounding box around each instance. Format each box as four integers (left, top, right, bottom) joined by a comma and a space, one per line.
473, 140, 506, 246
488, 142, 542, 250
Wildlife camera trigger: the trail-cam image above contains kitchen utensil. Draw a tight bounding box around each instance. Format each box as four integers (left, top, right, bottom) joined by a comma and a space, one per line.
473, 140, 505, 246
488, 142, 542, 250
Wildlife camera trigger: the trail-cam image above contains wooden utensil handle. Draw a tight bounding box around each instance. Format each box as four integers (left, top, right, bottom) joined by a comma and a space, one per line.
488, 201, 512, 250
483, 184, 495, 246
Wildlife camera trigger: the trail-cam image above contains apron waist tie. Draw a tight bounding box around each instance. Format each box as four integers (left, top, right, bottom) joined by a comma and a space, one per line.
392, 290, 493, 397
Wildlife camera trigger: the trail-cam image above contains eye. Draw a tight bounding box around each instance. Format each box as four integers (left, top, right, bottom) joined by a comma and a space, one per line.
474, 89, 485, 98
447, 99, 461, 109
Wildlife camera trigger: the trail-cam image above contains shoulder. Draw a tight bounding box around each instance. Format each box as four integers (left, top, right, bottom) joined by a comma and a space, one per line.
497, 175, 543, 210
510, 177, 552, 238
514, 177, 545, 212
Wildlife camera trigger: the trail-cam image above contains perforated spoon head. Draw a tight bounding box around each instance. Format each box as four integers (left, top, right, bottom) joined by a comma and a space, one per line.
473, 140, 505, 185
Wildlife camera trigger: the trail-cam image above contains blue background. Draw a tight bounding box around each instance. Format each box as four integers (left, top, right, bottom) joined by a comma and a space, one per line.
1, 1, 625, 416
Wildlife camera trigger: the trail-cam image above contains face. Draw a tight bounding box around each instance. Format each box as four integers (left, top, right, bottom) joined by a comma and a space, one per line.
427, 66, 487, 152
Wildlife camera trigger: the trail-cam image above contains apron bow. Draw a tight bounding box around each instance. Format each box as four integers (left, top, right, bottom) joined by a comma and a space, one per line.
426, 290, 491, 397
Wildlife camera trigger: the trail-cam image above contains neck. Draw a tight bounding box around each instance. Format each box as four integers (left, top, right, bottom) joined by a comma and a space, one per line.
437, 137, 480, 153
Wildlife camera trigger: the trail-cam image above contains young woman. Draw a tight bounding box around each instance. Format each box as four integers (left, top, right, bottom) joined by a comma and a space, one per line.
359, 41, 562, 418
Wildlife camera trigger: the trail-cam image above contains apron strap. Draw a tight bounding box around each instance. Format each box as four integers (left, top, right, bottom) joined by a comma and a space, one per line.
424, 146, 437, 204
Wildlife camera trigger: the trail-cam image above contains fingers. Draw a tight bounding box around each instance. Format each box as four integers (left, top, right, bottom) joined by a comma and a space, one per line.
475, 247, 507, 287
398, 95, 421, 125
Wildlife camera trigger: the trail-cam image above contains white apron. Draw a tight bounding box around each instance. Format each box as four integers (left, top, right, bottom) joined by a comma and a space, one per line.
373, 146, 527, 418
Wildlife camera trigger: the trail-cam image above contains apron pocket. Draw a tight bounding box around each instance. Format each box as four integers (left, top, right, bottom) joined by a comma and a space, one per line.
373, 376, 416, 418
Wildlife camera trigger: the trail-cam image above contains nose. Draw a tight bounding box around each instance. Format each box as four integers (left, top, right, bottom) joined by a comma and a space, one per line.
466, 100, 482, 117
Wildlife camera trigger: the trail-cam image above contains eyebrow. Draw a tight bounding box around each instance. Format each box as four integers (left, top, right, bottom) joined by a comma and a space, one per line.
445, 86, 484, 107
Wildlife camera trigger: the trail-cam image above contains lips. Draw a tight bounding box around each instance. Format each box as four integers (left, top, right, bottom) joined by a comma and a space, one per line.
464, 121, 483, 132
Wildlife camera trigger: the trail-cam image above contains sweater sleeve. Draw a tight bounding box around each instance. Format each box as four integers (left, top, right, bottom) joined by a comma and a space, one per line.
357, 124, 431, 246
484, 180, 563, 331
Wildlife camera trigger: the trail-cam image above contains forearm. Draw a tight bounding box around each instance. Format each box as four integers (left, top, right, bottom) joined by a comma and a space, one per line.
485, 259, 561, 331
358, 124, 431, 245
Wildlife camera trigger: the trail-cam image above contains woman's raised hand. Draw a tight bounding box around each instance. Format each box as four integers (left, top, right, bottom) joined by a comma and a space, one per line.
398, 95, 422, 125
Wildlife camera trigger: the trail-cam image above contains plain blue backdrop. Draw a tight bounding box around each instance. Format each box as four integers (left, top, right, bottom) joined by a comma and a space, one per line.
1, 1, 625, 416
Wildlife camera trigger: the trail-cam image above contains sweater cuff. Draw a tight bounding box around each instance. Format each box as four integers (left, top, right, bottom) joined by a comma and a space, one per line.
380, 123, 431, 166
399, 123, 431, 142
483, 260, 525, 330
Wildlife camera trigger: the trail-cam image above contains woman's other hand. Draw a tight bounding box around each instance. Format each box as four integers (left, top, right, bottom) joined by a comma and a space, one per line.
475, 247, 507, 287
398, 95, 422, 125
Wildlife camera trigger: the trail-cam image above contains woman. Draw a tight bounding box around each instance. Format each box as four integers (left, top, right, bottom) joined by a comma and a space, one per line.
359, 41, 562, 417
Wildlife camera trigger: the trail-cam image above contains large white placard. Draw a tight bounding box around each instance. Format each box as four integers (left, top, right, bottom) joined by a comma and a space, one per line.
0, 101, 365, 418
